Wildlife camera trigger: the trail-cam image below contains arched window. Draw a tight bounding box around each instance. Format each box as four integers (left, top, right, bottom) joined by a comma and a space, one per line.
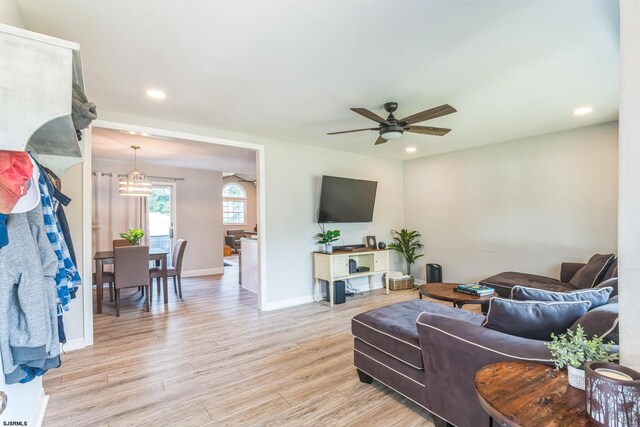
223, 183, 247, 224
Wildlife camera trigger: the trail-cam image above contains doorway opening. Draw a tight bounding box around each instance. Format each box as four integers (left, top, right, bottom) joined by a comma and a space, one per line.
148, 183, 176, 265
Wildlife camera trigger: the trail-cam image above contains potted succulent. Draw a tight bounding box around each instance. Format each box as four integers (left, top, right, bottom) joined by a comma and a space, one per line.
546, 325, 619, 390
387, 229, 424, 280
315, 225, 341, 253
119, 227, 145, 245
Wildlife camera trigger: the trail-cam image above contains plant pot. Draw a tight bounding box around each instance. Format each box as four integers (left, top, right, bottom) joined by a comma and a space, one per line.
568, 365, 586, 390
325, 244, 333, 254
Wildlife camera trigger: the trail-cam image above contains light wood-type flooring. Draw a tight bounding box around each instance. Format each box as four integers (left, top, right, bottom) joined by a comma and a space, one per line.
43, 267, 471, 426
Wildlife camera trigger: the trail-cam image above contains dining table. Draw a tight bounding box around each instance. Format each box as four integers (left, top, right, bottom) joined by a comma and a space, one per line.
94, 247, 169, 314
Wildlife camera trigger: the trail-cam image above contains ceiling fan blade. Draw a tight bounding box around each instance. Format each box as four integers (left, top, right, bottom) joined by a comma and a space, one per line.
374, 136, 387, 145
351, 108, 390, 125
401, 104, 457, 125
405, 125, 452, 136
327, 127, 378, 135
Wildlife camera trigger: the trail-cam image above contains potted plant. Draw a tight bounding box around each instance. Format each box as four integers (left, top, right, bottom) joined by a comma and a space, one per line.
546, 325, 619, 390
387, 229, 424, 280
315, 225, 340, 253
119, 228, 145, 245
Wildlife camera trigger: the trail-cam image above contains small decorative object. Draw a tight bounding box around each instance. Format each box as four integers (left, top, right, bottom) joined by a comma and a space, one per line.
119, 228, 145, 245
585, 361, 640, 426
545, 325, 619, 391
315, 224, 340, 254
378, 241, 386, 249
365, 235, 377, 249
387, 229, 424, 276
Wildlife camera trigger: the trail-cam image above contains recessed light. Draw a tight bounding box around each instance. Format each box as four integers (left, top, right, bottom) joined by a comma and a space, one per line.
128, 131, 136, 135
573, 106, 593, 116
406, 147, 417, 153
146, 89, 166, 100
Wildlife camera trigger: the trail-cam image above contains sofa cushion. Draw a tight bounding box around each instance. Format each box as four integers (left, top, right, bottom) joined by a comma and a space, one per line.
568, 253, 615, 289
510, 285, 613, 310
570, 300, 619, 344
595, 277, 618, 298
482, 298, 591, 341
351, 299, 482, 369
601, 258, 618, 281
480, 271, 573, 298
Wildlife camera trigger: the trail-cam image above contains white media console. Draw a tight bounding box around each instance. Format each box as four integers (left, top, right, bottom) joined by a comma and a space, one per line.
313, 249, 390, 307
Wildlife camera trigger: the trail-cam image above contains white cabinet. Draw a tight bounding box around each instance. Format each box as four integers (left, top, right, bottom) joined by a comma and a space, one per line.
313, 249, 390, 307
0, 23, 85, 427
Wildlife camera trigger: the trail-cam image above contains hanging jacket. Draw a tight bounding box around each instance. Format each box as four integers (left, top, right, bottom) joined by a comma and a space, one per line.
36, 165, 81, 314
0, 205, 61, 384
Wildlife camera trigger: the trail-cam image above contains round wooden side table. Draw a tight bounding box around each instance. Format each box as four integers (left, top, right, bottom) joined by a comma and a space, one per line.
418, 282, 496, 308
475, 361, 594, 426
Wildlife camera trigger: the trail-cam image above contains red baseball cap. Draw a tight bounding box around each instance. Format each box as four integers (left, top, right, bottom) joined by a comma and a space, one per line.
0, 151, 34, 214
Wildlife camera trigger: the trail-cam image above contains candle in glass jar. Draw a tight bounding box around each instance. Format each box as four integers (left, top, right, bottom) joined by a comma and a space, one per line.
594, 368, 634, 381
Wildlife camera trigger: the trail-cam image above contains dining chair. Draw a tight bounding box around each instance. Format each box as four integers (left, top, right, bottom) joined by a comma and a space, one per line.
114, 245, 150, 316
149, 239, 188, 299
113, 238, 130, 247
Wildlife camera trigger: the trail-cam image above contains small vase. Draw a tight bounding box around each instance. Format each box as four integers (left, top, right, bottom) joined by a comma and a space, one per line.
325, 244, 333, 254
568, 365, 586, 390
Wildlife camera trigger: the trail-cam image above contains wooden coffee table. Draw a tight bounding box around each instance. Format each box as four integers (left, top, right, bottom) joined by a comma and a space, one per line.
418, 282, 496, 308
475, 362, 593, 427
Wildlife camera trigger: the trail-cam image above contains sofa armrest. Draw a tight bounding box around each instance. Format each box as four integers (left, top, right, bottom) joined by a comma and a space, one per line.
560, 262, 585, 283
416, 312, 552, 427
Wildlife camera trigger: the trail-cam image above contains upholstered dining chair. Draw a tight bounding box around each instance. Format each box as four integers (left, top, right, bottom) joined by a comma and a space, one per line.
113, 245, 150, 316
149, 239, 188, 299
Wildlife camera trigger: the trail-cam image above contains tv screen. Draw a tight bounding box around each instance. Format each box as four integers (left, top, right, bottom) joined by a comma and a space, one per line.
318, 175, 378, 223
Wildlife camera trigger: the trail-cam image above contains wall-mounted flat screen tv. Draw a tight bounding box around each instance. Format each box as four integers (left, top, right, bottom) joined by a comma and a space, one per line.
318, 175, 378, 223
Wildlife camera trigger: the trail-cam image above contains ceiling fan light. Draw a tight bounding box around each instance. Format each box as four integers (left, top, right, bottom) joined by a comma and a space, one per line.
381, 130, 403, 140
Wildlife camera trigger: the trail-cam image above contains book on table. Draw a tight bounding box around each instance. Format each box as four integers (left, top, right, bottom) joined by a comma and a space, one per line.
455, 284, 495, 296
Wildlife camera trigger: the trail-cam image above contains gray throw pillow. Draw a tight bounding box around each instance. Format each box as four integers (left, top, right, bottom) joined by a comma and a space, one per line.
510, 285, 613, 310
570, 301, 619, 344
595, 277, 618, 298
568, 253, 615, 289
482, 298, 591, 341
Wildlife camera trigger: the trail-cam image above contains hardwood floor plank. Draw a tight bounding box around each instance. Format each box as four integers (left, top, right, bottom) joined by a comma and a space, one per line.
43, 267, 467, 426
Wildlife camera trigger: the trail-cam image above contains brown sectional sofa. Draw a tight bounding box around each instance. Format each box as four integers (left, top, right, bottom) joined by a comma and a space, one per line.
480, 255, 617, 297
352, 299, 555, 427
352, 257, 620, 426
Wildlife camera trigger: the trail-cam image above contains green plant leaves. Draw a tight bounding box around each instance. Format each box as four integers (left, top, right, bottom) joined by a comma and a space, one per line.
315, 224, 341, 245
545, 325, 619, 369
387, 228, 424, 275
119, 227, 145, 245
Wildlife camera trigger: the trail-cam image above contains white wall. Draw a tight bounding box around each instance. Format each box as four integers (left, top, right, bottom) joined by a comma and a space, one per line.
92, 158, 224, 275
59, 164, 85, 343
403, 122, 618, 283
222, 175, 257, 234
619, 0, 640, 370
264, 139, 405, 306
0, 0, 25, 28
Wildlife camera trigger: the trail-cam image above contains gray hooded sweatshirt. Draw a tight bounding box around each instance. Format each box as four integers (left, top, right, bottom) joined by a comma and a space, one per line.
0, 204, 60, 384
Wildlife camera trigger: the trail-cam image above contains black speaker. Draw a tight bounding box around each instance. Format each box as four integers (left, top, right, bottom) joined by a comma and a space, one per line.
426, 264, 442, 283
349, 259, 357, 274
326, 280, 346, 304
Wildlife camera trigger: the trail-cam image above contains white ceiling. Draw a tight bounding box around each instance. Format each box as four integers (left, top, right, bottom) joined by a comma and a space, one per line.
92, 128, 257, 175
17, 0, 619, 160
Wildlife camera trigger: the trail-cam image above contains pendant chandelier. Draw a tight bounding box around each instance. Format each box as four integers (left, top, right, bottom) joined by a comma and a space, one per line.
119, 145, 151, 197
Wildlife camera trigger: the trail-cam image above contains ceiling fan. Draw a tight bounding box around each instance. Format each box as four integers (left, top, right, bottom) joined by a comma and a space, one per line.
328, 101, 457, 145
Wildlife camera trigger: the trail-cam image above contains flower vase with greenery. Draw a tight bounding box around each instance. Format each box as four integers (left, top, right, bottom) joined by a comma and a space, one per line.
120, 228, 145, 245
545, 325, 619, 390
387, 229, 423, 277
315, 225, 341, 253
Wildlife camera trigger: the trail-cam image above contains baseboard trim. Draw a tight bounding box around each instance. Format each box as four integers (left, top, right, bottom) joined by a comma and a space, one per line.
61, 337, 86, 352
262, 295, 315, 311
182, 267, 224, 278
33, 389, 49, 427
